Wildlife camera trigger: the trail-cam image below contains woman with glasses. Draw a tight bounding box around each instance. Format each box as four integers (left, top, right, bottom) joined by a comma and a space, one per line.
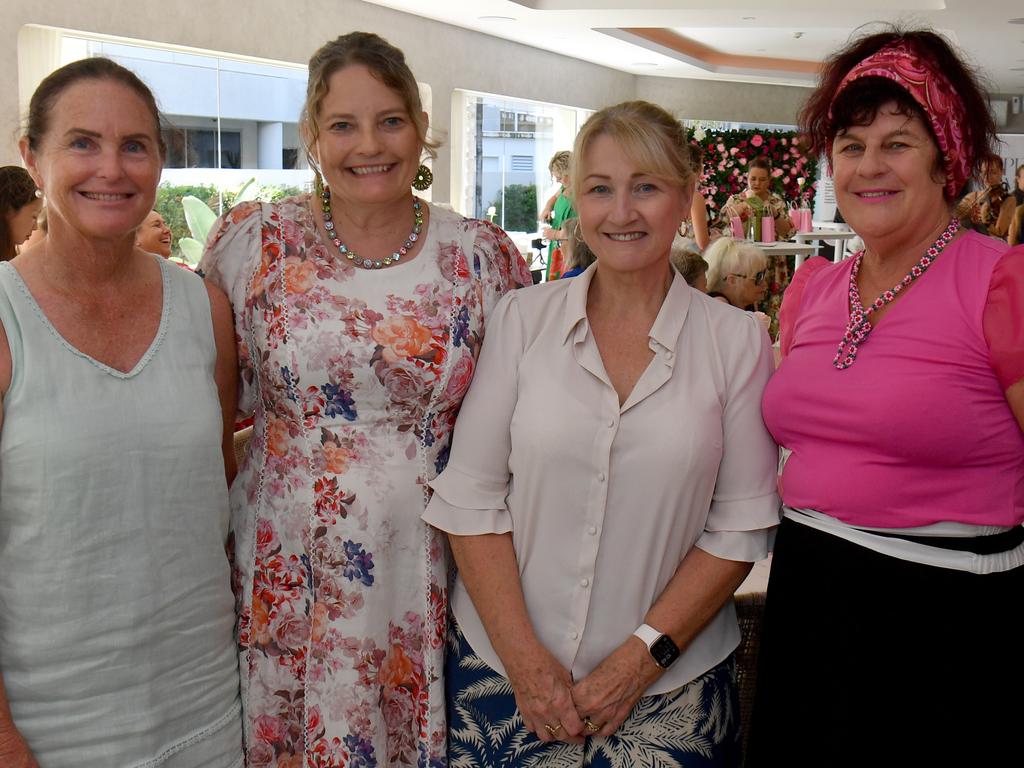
704, 236, 768, 309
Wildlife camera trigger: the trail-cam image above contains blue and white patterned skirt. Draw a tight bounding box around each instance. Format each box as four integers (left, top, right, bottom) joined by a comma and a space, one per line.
445, 618, 741, 767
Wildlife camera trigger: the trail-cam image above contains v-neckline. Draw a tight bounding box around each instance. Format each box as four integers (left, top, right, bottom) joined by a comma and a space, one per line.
2, 257, 171, 379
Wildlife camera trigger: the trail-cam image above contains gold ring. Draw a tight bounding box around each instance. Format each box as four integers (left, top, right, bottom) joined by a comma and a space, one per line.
584, 718, 601, 733
543, 722, 563, 737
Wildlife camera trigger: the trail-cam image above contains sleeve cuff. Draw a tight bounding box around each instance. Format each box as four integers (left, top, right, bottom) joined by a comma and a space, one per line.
706, 492, 782, 533
423, 467, 513, 535
695, 527, 774, 562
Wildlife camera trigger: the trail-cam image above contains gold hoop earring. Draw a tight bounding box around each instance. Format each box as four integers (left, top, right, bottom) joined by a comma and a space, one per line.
412, 164, 433, 191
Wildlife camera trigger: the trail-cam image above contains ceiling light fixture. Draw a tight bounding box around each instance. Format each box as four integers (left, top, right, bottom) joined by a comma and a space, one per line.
1008, 18, 1024, 24
742, 16, 756, 20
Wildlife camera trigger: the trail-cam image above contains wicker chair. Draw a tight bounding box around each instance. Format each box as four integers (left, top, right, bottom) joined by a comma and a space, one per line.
734, 591, 766, 764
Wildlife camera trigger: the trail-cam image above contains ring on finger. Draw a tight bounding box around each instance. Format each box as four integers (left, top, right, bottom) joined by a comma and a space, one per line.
584, 718, 601, 733
543, 722, 563, 737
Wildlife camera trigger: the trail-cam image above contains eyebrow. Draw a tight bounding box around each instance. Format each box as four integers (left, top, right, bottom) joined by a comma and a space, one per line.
582, 172, 658, 181
64, 128, 153, 141
321, 109, 406, 121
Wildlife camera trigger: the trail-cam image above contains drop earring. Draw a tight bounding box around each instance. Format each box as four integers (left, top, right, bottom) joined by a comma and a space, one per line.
412, 164, 433, 191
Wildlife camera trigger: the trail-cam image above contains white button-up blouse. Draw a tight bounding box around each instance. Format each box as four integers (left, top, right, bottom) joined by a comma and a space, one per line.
423, 264, 780, 695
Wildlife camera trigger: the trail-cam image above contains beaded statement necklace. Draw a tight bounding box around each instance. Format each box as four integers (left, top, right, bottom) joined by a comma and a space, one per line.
833, 218, 960, 370
320, 187, 423, 269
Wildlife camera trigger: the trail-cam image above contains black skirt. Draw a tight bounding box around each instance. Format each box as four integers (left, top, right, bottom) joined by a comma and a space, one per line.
746, 517, 1024, 767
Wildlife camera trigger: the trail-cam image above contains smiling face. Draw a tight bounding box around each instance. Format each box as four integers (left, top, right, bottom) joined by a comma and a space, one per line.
6, 197, 43, 248
575, 132, 691, 278
136, 210, 172, 257
20, 79, 162, 244
831, 102, 947, 249
312, 64, 424, 209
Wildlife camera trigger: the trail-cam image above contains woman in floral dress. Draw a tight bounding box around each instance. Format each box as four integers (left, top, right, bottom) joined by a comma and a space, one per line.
200, 32, 530, 768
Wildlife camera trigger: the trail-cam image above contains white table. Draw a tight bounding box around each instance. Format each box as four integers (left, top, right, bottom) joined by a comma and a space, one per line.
754, 241, 817, 269
793, 228, 861, 264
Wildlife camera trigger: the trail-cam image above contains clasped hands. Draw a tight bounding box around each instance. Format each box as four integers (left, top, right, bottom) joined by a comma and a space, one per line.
506, 636, 662, 745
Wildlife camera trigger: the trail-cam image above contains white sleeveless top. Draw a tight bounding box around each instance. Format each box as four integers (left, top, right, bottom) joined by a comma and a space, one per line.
0, 258, 243, 767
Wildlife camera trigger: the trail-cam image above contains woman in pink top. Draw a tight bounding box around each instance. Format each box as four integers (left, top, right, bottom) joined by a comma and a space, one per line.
748, 29, 1024, 766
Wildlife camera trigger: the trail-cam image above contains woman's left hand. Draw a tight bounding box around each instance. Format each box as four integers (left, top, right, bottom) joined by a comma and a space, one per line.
570, 636, 662, 737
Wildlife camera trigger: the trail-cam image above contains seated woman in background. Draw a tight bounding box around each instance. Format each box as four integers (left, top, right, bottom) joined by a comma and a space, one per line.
956, 155, 1015, 238
0, 57, 242, 768
0, 166, 42, 261
424, 99, 779, 767
135, 209, 173, 258
715, 156, 795, 240
670, 243, 709, 291
704, 236, 768, 309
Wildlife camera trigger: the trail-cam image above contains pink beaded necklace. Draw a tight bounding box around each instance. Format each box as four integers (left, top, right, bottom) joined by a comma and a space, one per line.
833, 219, 960, 370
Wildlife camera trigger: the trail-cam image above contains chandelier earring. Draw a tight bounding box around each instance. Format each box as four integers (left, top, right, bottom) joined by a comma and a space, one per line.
412, 164, 433, 191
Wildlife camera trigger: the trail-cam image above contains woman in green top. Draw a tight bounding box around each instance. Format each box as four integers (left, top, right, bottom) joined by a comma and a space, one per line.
540, 150, 576, 280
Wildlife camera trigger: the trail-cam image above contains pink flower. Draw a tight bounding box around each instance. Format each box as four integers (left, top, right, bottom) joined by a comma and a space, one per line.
271, 611, 310, 650
256, 519, 280, 558
444, 354, 475, 400
248, 741, 275, 767
772, 168, 784, 178
377, 363, 427, 405
729, 147, 739, 156
751, 134, 764, 147
253, 714, 285, 745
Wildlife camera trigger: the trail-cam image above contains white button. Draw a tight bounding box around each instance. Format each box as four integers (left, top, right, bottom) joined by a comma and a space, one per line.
665, 351, 675, 360
588, 526, 598, 535
597, 472, 606, 482
570, 631, 579, 640
580, 578, 590, 587
607, 418, 615, 428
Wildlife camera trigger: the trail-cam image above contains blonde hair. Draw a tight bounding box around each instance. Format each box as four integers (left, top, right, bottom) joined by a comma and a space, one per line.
548, 150, 572, 178
704, 237, 768, 293
569, 101, 694, 201
301, 32, 439, 176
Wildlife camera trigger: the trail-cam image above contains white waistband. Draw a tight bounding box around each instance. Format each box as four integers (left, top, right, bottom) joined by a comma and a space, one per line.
783, 507, 1024, 574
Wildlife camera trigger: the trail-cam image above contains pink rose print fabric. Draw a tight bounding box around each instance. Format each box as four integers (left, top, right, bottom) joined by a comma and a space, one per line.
200, 197, 530, 768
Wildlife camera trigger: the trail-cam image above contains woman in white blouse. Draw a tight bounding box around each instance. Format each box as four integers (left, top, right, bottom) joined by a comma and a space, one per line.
423, 100, 779, 766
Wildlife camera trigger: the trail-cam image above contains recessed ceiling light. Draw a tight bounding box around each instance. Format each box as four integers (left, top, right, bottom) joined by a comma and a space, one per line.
477, 15, 516, 22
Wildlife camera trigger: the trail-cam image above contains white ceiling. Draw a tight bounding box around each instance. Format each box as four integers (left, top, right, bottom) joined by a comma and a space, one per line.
363, 0, 1024, 93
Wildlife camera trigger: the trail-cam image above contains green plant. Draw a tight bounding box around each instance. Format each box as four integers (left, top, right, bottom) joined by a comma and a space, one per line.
490, 184, 538, 233
155, 179, 309, 266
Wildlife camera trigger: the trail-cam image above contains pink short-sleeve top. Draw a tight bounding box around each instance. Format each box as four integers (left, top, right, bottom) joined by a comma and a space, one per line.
764, 232, 1024, 529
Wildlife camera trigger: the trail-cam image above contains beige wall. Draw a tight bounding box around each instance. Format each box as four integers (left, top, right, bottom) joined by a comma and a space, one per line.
637, 75, 812, 127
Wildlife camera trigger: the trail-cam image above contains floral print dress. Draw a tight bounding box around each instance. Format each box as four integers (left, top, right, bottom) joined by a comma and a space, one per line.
200, 196, 530, 768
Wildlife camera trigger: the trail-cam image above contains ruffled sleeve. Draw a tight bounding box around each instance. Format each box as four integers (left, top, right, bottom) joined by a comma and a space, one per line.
983, 245, 1024, 390
198, 201, 264, 419
778, 256, 831, 358
471, 219, 533, 321
423, 290, 524, 535
696, 312, 781, 563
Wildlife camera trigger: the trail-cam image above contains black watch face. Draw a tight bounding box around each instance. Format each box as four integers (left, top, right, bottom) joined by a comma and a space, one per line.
650, 634, 680, 668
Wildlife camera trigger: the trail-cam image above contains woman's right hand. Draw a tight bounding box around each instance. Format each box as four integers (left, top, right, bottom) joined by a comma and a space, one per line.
504, 642, 585, 744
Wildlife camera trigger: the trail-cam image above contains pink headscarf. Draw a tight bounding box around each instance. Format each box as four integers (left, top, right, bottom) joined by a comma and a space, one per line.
829, 41, 969, 199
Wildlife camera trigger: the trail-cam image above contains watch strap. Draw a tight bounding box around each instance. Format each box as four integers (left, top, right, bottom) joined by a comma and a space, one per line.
632, 623, 662, 649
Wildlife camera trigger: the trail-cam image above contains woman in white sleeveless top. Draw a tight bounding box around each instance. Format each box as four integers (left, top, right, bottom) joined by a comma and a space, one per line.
0, 59, 243, 767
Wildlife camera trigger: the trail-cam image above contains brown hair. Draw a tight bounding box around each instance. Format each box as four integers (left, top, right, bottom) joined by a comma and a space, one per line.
0, 166, 39, 260
23, 57, 166, 158
569, 101, 694, 201
670, 244, 708, 288
302, 32, 439, 175
799, 28, 997, 198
